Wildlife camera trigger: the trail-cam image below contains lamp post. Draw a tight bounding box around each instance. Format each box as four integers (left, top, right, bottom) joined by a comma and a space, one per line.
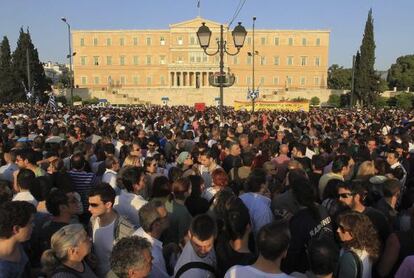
197, 22, 247, 121
246, 17, 259, 112
61, 17, 74, 106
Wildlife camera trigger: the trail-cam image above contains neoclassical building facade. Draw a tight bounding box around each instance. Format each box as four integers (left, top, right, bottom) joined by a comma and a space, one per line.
72, 17, 330, 93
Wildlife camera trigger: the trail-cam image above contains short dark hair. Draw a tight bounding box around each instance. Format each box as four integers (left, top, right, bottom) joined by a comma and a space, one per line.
245, 168, 267, 192
151, 176, 171, 198
312, 154, 326, 171
0, 181, 13, 203
256, 220, 290, 260
17, 169, 35, 190
332, 155, 350, 173
70, 153, 85, 170
241, 152, 254, 167
118, 166, 145, 192
225, 198, 251, 241
307, 239, 339, 275
190, 214, 217, 241
0, 201, 36, 238
383, 179, 401, 198
293, 142, 306, 156
30, 176, 52, 202
103, 143, 116, 155
46, 189, 69, 217
88, 183, 116, 206
16, 148, 37, 165
110, 236, 152, 278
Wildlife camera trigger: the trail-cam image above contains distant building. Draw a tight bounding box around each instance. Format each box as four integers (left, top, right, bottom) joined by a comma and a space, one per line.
43, 61, 68, 83
72, 17, 329, 94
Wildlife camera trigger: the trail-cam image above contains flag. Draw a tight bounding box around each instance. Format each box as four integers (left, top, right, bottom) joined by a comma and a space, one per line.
197, 0, 200, 8
35, 96, 40, 105
26, 91, 32, 100
48, 94, 57, 112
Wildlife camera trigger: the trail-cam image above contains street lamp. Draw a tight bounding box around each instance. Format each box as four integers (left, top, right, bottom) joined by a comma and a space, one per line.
61, 17, 74, 106
247, 17, 258, 112
197, 22, 247, 121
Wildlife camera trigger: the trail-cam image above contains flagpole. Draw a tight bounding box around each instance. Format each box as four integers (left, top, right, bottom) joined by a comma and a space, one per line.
26, 48, 32, 104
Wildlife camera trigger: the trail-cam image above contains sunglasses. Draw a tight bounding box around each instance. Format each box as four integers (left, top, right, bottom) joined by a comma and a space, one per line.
337, 193, 355, 199
148, 144, 156, 147
89, 203, 100, 208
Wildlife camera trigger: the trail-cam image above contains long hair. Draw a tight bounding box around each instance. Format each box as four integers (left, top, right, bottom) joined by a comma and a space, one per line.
337, 211, 381, 261
41, 224, 87, 275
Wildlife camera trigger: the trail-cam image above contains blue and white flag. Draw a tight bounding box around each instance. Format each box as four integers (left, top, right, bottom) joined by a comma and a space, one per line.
26, 91, 32, 100
48, 94, 57, 112
197, 0, 200, 8
35, 96, 40, 105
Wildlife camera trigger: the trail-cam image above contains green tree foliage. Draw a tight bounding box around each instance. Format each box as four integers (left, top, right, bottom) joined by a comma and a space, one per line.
327, 94, 341, 107
328, 64, 352, 89
0, 36, 18, 103
290, 97, 308, 102
310, 96, 320, 106
373, 96, 388, 108
12, 28, 51, 102
395, 93, 414, 110
387, 55, 414, 91
354, 9, 378, 106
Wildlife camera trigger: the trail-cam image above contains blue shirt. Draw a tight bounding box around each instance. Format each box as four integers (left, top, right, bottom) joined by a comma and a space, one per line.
0, 245, 29, 278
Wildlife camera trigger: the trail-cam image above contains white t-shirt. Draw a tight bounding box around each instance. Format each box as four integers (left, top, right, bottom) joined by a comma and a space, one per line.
102, 169, 117, 189
225, 265, 293, 278
114, 190, 147, 227
12, 191, 38, 207
174, 241, 216, 278
92, 219, 115, 277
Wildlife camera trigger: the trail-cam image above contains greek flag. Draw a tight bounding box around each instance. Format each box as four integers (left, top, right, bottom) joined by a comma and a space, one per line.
26, 91, 32, 100
48, 94, 57, 112
197, 0, 200, 8
35, 96, 40, 105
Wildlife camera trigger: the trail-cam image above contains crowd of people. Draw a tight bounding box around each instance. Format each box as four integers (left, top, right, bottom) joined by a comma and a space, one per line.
0, 103, 414, 278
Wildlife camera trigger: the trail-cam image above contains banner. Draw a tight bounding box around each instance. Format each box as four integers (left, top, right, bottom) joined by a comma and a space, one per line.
234, 100, 309, 112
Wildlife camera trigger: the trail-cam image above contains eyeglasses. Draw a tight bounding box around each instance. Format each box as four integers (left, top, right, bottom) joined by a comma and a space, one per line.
88, 203, 100, 208
148, 144, 156, 147
337, 193, 355, 199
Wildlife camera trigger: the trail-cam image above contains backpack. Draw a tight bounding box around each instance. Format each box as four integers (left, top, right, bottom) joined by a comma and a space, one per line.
175, 262, 217, 278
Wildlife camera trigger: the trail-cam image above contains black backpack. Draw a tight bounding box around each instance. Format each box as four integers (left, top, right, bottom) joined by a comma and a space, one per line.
175, 262, 217, 278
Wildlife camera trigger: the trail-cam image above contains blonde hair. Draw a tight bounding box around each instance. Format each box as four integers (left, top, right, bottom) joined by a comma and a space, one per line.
123, 155, 141, 167
41, 224, 86, 274
356, 161, 376, 179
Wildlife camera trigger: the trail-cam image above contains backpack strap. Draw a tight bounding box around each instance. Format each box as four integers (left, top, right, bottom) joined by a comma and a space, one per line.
348, 250, 363, 278
175, 261, 216, 278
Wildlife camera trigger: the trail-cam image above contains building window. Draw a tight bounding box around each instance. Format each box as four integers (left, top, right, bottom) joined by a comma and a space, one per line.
247, 76, 252, 85
287, 76, 293, 86
274, 37, 279, 46
260, 77, 265, 85
107, 75, 112, 85
80, 56, 86, 66
133, 37, 138, 46
146, 37, 152, 46
287, 56, 294, 66
133, 76, 139, 85
273, 76, 279, 85
106, 38, 112, 46
120, 38, 125, 46
106, 56, 112, 65
260, 56, 266, 65
246, 37, 252, 45
177, 36, 183, 45
233, 56, 239, 65
160, 37, 165, 45
247, 56, 252, 65
314, 76, 320, 86
203, 54, 207, 62
160, 76, 165, 85
93, 56, 99, 66
120, 56, 125, 66
301, 56, 307, 66
93, 38, 98, 46
288, 38, 293, 46
120, 76, 126, 85
133, 56, 139, 65
177, 56, 183, 64
146, 55, 152, 65
316, 38, 321, 46
302, 38, 307, 46
274, 56, 280, 65
261, 37, 266, 45
160, 55, 166, 64
146, 76, 152, 85
315, 57, 321, 66
190, 36, 196, 45
190, 55, 195, 63
300, 77, 306, 86
80, 38, 85, 46
94, 76, 100, 85
81, 76, 87, 85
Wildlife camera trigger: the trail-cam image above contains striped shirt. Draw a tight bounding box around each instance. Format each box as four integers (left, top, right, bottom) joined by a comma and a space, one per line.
68, 170, 97, 211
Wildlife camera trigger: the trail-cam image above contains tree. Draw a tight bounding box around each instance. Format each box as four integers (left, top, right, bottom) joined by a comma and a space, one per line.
12, 28, 51, 102
387, 55, 414, 91
328, 64, 352, 89
355, 9, 377, 106
0, 36, 18, 103
395, 93, 414, 110
327, 94, 341, 107
310, 96, 320, 106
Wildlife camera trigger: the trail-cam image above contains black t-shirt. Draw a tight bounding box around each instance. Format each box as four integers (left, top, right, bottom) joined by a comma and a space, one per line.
363, 206, 391, 244
222, 155, 242, 173
185, 196, 210, 217
294, 157, 312, 174
215, 235, 256, 278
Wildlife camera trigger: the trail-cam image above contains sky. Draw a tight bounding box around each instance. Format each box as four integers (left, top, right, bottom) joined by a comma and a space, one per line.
0, 0, 412, 70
